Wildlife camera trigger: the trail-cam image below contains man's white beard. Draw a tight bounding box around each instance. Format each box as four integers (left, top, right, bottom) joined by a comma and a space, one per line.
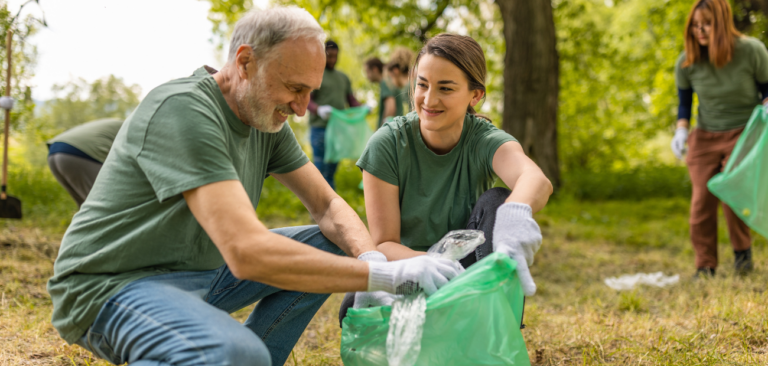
235, 72, 285, 133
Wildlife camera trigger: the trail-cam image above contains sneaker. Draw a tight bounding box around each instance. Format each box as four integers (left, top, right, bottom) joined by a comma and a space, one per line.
734, 248, 754, 275
694, 267, 716, 279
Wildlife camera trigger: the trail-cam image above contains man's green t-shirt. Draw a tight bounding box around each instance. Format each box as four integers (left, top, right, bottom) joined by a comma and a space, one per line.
309, 68, 353, 128
47, 67, 310, 344
47, 118, 124, 163
378, 77, 405, 128
675, 36, 768, 131
356, 112, 517, 251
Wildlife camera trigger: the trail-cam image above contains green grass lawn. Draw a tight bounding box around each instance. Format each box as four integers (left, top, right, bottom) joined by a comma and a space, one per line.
0, 193, 766, 365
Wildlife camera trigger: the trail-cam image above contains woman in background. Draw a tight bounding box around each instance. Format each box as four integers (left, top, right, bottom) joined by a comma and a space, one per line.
378, 47, 413, 128
673, 0, 768, 277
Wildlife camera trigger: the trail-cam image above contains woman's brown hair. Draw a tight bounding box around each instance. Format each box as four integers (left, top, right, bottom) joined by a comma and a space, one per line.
386, 47, 414, 74
411, 33, 489, 119
682, 0, 742, 68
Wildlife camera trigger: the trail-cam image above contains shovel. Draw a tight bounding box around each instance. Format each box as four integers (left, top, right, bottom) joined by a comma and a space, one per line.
0, 29, 21, 219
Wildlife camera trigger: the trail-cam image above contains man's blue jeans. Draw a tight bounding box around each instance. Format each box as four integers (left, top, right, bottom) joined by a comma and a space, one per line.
310, 126, 338, 190
75, 225, 345, 366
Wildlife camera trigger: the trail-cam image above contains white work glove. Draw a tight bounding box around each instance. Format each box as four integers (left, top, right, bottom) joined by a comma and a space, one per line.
354, 290, 399, 308
493, 202, 542, 296
427, 252, 465, 275
0, 96, 15, 110
366, 251, 460, 295
671, 127, 689, 160
317, 105, 333, 120
353, 251, 399, 308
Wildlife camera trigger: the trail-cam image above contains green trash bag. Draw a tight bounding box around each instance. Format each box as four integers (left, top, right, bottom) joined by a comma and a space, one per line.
325, 106, 373, 163
708, 105, 768, 239
340, 252, 531, 366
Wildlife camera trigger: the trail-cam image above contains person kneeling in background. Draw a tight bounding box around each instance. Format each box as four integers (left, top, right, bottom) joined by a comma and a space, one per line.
47, 118, 123, 207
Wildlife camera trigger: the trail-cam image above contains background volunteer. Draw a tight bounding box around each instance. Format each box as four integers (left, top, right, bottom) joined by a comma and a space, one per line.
307, 40, 363, 189
47, 118, 124, 206
673, 0, 768, 277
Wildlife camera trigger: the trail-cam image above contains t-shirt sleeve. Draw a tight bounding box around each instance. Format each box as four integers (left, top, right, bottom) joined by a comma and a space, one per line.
752, 39, 768, 83
137, 94, 240, 202
267, 122, 310, 174
356, 124, 399, 186
471, 118, 518, 178
675, 53, 691, 90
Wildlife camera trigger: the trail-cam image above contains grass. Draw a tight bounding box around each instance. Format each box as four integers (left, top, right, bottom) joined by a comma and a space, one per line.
0, 162, 766, 365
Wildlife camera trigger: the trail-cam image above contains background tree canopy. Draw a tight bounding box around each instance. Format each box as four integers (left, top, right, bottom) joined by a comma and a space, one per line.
202, 0, 768, 189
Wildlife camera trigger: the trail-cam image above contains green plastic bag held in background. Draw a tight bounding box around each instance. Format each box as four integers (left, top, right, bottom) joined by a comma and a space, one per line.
708, 105, 768, 239
324, 106, 373, 163
340, 252, 531, 366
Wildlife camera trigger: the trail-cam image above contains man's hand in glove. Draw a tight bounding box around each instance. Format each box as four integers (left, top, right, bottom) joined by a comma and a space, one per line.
493, 202, 542, 296
364, 251, 460, 295
317, 105, 333, 120
351, 251, 398, 309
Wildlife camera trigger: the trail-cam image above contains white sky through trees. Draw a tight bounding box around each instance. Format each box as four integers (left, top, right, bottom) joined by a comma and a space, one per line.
8, 0, 229, 100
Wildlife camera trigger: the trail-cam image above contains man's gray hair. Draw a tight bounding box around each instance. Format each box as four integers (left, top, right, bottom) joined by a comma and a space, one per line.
227, 6, 326, 64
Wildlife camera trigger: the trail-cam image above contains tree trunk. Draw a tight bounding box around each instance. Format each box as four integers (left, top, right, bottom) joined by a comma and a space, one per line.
496, 0, 560, 189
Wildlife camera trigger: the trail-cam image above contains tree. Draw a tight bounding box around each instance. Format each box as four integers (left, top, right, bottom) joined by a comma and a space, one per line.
497, 0, 560, 187
1, 1, 43, 131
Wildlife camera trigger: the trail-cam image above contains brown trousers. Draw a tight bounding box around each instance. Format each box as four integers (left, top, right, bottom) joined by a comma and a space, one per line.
686, 127, 752, 269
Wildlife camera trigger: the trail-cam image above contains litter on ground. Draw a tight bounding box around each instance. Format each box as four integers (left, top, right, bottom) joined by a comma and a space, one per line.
604, 272, 680, 291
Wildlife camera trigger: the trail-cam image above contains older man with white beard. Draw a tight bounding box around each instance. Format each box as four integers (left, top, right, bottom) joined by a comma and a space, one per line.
47, 7, 459, 366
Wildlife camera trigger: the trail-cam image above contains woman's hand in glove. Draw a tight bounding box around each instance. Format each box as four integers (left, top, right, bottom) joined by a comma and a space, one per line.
492, 202, 542, 296
671, 127, 689, 160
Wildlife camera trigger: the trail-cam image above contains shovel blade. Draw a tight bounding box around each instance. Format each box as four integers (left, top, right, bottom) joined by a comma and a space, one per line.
0, 195, 22, 219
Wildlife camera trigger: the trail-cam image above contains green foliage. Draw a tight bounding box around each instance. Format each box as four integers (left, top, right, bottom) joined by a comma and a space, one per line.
537, 197, 693, 248
0, 74, 142, 229
0, 2, 41, 131
34, 75, 141, 132
202, 0, 507, 125
21, 75, 141, 167
256, 159, 366, 226
560, 165, 692, 201
201, 0, 706, 176
555, 0, 692, 172
1, 163, 77, 231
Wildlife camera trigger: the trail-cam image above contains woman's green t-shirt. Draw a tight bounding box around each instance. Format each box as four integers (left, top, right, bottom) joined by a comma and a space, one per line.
357, 112, 517, 252
675, 36, 768, 131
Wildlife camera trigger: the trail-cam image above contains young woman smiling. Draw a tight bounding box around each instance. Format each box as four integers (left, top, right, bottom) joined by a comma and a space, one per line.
339, 34, 553, 321
673, 0, 768, 277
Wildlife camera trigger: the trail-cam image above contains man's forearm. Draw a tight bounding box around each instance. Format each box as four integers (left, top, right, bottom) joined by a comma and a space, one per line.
315, 196, 377, 258
232, 230, 370, 292
507, 169, 553, 213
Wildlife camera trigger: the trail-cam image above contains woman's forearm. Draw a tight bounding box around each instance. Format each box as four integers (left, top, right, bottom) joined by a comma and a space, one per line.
506, 168, 553, 213
376, 241, 426, 261
676, 118, 690, 129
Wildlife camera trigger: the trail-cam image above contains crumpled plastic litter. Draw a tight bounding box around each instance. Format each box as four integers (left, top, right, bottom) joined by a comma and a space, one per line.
386, 230, 485, 366
604, 272, 680, 291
